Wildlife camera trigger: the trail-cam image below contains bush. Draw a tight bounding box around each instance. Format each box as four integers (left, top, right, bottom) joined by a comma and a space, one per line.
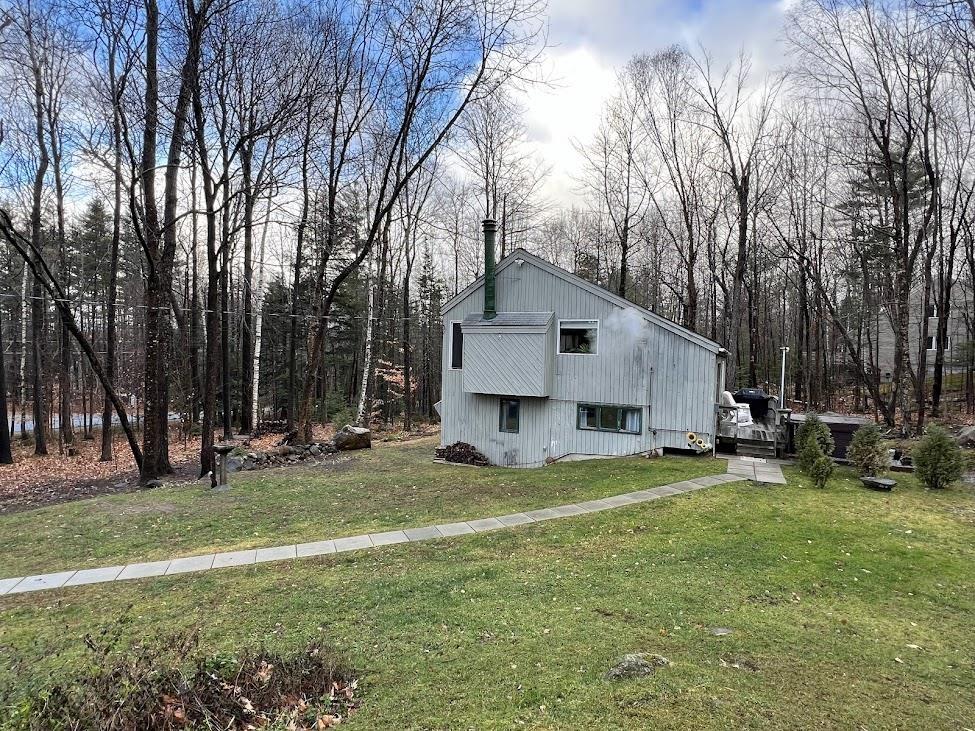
913, 425, 965, 489
797, 414, 834, 471
847, 423, 888, 476
810, 453, 835, 489
1, 619, 358, 730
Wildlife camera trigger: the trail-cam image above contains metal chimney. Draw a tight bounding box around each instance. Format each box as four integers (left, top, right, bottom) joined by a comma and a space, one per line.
483, 218, 497, 320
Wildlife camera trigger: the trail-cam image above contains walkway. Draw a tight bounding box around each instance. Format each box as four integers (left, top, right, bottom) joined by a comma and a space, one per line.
0, 458, 786, 597
726, 455, 788, 484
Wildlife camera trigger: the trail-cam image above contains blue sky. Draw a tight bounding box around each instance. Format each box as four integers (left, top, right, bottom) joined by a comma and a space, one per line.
524, 0, 792, 204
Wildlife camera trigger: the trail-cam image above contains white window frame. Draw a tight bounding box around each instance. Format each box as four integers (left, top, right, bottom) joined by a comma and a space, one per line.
558, 319, 599, 356
926, 334, 952, 352
449, 320, 463, 370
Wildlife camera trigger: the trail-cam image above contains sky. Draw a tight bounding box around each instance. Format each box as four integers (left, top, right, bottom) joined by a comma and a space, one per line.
523, 0, 795, 205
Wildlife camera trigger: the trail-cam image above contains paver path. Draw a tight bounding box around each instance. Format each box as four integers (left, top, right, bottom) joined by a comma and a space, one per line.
0, 458, 785, 597
725, 455, 789, 484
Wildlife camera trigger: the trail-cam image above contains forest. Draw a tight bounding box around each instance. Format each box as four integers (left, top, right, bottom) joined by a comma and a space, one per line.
0, 0, 973, 484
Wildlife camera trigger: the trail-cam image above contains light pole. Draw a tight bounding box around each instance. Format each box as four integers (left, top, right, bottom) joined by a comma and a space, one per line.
779, 346, 790, 408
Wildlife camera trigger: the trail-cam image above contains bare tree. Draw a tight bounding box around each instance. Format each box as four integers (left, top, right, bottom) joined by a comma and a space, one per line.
577, 70, 652, 298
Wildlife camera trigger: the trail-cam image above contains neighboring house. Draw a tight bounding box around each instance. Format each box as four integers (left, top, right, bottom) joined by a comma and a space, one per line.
437, 220, 725, 468
874, 281, 974, 381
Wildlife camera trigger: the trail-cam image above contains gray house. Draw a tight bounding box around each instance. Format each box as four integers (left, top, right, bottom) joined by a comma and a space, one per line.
437, 220, 725, 467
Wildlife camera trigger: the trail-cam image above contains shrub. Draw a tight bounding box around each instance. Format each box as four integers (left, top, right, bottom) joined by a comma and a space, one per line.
1, 619, 358, 730
847, 423, 888, 477
810, 453, 835, 489
797, 414, 834, 471
913, 426, 965, 489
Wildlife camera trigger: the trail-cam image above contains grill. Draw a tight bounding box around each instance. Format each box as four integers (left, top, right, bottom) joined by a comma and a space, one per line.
733, 388, 771, 421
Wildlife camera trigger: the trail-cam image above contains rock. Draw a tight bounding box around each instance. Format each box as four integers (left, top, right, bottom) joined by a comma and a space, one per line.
142, 479, 163, 489
709, 627, 733, 636
604, 653, 670, 681
310, 445, 321, 457
861, 476, 896, 491
957, 425, 975, 447
242, 458, 256, 471
334, 425, 371, 451
226, 456, 244, 473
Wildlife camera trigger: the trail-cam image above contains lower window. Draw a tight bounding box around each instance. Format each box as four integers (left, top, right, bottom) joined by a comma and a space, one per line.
577, 403, 642, 434
499, 398, 520, 433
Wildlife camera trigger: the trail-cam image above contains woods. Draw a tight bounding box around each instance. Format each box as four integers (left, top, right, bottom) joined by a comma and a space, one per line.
0, 0, 973, 482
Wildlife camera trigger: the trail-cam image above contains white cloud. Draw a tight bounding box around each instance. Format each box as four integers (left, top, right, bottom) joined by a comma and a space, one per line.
513, 0, 792, 208
518, 45, 618, 207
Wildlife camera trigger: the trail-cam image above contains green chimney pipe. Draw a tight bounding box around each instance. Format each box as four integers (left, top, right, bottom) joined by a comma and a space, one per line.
483, 218, 497, 320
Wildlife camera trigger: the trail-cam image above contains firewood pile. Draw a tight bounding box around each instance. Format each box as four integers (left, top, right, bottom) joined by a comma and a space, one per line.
435, 441, 490, 466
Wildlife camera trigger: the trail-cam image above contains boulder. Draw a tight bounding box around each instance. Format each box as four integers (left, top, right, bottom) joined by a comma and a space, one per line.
226, 456, 244, 473
957, 425, 975, 448
309, 445, 321, 457
334, 425, 371, 451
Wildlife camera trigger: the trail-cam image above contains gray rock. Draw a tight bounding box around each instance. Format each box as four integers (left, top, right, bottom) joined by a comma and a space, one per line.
604, 653, 670, 681
310, 445, 321, 457
142, 479, 163, 489
957, 425, 975, 447
242, 458, 256, 470
226, 456, 244, 473
334, 425, 371, 451
710, 627, 733, 636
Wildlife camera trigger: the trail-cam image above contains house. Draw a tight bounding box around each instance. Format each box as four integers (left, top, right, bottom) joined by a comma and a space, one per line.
874, 280, 974, 381
437, 219, 726, 468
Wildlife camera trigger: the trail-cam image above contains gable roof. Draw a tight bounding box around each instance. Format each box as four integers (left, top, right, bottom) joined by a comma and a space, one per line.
443, 248, 722, 353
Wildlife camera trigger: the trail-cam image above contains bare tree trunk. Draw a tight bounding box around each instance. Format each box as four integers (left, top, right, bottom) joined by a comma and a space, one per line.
0, 308, 12, 465
27, 20, 50, 456
19, 266, 28, 441
249, 200, 271, 431
355, 247, 375, 426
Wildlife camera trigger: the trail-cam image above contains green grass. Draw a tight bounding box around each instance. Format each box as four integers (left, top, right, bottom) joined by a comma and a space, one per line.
1, 446, 973, 729
0, 439, 723, 577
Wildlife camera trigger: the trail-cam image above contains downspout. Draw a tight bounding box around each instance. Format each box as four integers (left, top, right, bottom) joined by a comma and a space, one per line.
483, 218, 497, 320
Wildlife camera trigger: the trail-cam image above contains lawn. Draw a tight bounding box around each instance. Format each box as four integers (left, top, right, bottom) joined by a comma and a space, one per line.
1, 443, 973, 729
0, 438, 723, 578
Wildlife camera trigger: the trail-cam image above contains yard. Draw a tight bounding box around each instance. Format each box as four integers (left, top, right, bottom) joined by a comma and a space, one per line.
1, 439, 973, 728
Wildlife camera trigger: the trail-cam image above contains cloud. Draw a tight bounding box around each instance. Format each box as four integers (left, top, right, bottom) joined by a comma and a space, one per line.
517, 45, 618, 206
518, 0, 792, 208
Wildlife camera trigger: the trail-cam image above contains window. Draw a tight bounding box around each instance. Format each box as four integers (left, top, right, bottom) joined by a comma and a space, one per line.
577, 404, 642, 434
499, 398, 520, 433
450, 321, 463, 369
926, 334, 952, 351
559, 320, 598, 354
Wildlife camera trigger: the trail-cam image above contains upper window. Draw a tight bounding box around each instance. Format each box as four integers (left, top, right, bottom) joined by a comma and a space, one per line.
499, 398, 520, 433
577, 404, 642, 434
559, 320, 598, 355
450, 321, 464, 369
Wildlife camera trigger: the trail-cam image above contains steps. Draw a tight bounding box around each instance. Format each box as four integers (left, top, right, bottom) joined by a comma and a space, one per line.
736, 437, 776, 459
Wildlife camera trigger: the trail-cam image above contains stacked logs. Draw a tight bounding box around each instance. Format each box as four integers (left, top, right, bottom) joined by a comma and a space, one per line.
436, 442, 490, 466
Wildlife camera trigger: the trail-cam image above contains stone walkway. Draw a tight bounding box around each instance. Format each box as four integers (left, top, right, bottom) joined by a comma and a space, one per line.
725, 455, 788, 484
0, 458, 787, 597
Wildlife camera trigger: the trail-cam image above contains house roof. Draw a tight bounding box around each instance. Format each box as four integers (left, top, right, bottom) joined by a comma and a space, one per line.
443, 248, 722, 353
462, 311, 554, 327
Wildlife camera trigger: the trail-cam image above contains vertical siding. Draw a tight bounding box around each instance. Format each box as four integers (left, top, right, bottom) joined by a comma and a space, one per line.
463, 330, 551, 396
440, 259, 719, 466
